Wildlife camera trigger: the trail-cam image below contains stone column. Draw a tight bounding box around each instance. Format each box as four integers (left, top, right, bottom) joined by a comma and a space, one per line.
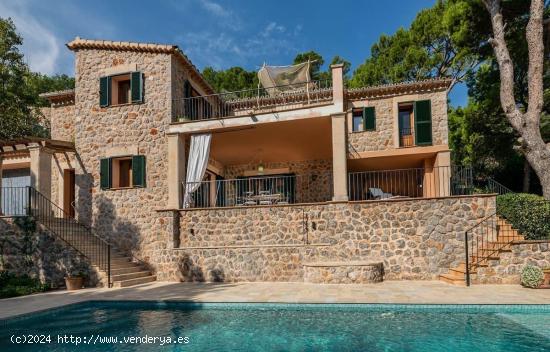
434, 151, 451, 197
330, 64, 345, 112
167, 134, 186, 209
29, 145, 52, 200
331, 113, 348, 201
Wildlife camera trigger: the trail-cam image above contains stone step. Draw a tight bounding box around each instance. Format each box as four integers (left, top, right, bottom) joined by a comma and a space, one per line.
439, 273, 466, 286
111, 271, 151, 282
112, 275, 156, 288
449, 267, 476, 276
110, 266, 145, 275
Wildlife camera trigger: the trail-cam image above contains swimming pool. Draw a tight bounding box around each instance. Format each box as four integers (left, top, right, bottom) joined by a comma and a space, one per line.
1, 302, 549, 351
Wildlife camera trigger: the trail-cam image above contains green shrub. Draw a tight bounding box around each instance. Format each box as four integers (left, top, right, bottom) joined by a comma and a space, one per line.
0, 271, 49, 299
521, 265, 544, 288
496, 193, 550, 240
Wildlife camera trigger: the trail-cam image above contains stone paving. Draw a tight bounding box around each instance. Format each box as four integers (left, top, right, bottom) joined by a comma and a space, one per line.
1, 281, 549, 320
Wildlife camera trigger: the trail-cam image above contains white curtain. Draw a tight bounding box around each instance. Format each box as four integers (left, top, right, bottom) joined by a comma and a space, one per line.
183, 133, 212, 208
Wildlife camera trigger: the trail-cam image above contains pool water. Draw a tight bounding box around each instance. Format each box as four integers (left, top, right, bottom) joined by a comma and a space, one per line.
1, 302, 549, 351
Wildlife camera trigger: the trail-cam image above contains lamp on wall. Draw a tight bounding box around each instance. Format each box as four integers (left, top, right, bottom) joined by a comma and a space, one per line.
257, 163, 265, 174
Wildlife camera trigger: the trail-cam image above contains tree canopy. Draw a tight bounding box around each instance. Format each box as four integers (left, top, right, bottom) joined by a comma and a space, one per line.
349, 0, 481, 90
0, 17, 74, 140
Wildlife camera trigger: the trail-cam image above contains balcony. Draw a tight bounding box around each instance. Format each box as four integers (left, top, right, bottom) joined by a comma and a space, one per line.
348, 165, 474, 201
182, 171, 333, 209
172, 79, 333, 122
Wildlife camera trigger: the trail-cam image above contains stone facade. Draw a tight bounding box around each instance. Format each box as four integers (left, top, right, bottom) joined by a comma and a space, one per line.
54, 48, 209, 258
303, 262, 384, 284
0, 218, 98, 287
155, 195, 495, 282
37, 41, 486, 287
474, 241, 550, 284
48, 103, 76, 208
347, 90, 448, 154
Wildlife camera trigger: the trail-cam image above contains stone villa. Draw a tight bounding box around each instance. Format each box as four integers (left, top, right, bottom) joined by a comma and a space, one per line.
1, 37, 539, 288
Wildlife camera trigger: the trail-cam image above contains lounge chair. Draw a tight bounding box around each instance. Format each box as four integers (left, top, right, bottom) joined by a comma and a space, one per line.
368, 187, 393, 200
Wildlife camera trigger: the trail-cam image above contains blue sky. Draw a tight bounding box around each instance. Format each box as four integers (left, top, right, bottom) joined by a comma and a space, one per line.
1, 0, 467, 106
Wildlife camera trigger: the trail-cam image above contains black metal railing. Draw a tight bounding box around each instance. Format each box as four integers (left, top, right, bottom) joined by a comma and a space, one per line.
398, 127, 415, 147
181, 172, 333, 209
172, 79, 333, 122
1, 187, 111, 287
463, 178, 516, 286
348, 165, 474, 201
463, 213, 521, 286
484, 178, 514, 195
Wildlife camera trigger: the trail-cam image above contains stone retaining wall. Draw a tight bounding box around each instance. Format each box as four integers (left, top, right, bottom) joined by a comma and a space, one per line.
0, 217, 98, 287
303, 262, 384, 284
162, 195, 495, 282
474, 241, 550, 284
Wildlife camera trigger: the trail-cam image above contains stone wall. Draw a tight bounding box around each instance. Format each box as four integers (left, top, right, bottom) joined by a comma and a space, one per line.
347, 90, 448, 154
70, 48, 174, 257
158, 195, 495, 282
48, 103, 76, 209
474, 241, 550, 284
0, 217, 98, 287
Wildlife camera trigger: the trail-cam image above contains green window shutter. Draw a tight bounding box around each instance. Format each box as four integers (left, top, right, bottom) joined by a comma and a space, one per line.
132, 155, 146, 188
130, 72, 143, 103
414, 100, 432, 145
100, 158, 112, 190
363, 107, 376, 131
99, 76, 111, 107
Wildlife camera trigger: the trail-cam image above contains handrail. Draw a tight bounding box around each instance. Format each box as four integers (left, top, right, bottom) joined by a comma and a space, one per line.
172, 79, 333, 121
26, 187, 112, 287
463, 177, 515, 286
485, 178, 513, 195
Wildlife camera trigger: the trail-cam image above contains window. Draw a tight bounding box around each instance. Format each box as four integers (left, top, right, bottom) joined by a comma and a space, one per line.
112, 157, 132, 188
398, 100, 432, 147
351, 107, 376, 132
100, 155, 146, 190
99, 71, 143, 107
398, 103, 414, 147
352, 110, 363, 132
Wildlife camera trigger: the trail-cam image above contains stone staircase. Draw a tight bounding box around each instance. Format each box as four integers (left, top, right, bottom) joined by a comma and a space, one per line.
439, 216, 524, 286
42, 218, 156, 288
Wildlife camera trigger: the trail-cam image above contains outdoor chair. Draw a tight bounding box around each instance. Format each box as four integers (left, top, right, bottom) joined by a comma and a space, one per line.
368, 187, 393, 200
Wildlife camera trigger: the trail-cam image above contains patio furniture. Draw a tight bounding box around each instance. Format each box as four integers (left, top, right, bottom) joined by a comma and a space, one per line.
368, 187, 393, 200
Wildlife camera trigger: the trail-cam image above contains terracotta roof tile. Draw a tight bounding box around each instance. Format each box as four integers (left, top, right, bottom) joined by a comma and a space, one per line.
66, 37, 215, 94
346, 78, 452, 100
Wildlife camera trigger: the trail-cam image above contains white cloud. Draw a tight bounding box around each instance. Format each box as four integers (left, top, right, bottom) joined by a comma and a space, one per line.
177, 21, 303, 69
199, 0, 228, 17
197, 0, 242, 30
0, 1, 61, 75
262, 22, 286, 37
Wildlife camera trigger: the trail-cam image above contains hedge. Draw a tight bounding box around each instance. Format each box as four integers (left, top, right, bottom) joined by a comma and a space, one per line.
496, 193, 550, 240
0, 271, 49, 299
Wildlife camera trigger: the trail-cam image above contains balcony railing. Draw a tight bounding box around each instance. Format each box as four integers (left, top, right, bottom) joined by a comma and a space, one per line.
348, 165, 474, 201
181, 171, 333, 209
173, 79, 333, 122
399, 127, 415, 147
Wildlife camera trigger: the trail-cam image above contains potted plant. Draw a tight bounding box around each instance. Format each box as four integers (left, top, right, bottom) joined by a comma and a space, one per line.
65, 270, 86, 291
177, 116, 191, 123
520, 265, 544, 288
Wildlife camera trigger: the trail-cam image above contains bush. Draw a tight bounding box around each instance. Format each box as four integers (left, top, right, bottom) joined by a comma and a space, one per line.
521, 265, 544, 288
0, 271, 49, 299
496, 193, 550, 240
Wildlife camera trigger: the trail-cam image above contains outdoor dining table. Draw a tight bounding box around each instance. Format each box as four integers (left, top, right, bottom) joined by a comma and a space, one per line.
244, 193, 283, 205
